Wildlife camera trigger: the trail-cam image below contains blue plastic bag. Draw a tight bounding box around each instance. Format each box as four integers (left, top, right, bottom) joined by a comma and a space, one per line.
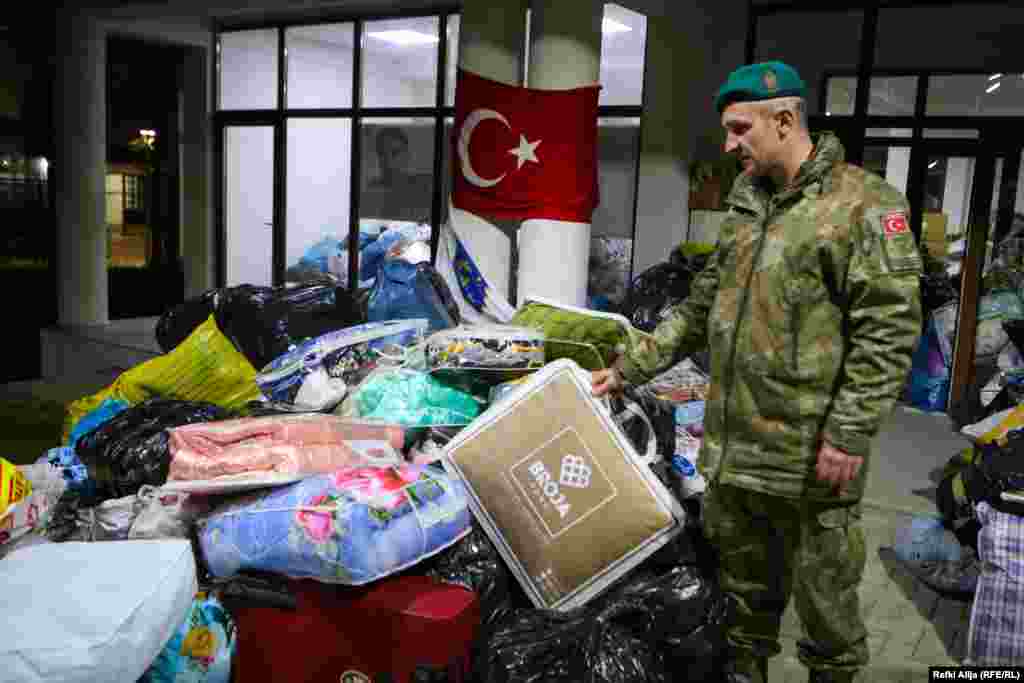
903, 317, 950, 412
67, 397, 131, 448
359, 229, 408, 282
139, 592, 236, 683
892, 515, 962, 564
39, 446, 97, 499
367, 259, 459, 333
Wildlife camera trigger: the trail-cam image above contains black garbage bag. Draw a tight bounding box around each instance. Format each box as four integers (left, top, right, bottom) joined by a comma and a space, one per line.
75, 398, 231, 504
476, 532, 729, 683
612, 388, 677, 461
620, 262, 698, 333
155, 280, 367, 369
421, 523, 515, 626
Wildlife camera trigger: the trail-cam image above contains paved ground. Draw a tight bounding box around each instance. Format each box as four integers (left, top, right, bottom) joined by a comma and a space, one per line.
768, 504, 971, 682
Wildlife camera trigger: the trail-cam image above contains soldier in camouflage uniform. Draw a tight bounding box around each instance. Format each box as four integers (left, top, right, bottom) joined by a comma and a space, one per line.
592, 62, 922, 683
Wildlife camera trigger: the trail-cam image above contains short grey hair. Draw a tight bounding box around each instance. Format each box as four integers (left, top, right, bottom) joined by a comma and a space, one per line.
760, 96, 808, 130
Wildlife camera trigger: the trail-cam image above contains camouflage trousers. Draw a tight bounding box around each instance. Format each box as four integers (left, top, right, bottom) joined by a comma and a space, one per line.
703, 483, 870, 673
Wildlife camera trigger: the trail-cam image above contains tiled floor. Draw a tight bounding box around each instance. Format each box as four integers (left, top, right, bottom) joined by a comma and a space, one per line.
769, 486, 972, 683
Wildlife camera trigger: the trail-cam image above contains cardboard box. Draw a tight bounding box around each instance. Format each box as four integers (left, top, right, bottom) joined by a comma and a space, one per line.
442, 359, 683, 611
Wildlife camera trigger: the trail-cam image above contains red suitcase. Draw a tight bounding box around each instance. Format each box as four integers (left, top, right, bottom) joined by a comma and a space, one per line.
229, 575, 480, 683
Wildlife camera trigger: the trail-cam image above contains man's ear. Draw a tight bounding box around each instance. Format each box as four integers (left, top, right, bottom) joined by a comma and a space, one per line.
775, 109, 794, 139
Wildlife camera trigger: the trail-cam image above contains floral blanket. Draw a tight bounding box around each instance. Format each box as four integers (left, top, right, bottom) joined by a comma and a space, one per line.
198, 464, 471, 585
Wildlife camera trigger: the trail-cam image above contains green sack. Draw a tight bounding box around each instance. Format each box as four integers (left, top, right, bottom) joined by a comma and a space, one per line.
510, 296, 652, 372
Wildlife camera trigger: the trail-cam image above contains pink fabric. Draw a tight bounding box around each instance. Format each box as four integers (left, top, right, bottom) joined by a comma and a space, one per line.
167, 414, 405, 481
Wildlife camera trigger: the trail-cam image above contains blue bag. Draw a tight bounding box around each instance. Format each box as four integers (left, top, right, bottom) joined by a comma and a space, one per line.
367, 259, 460, 333
903, 317, 950, 412
67, 397, 131, 448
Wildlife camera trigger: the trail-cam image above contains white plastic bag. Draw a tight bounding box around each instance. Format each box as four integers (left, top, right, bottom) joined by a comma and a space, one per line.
0, 464, 65, 551
129, 486, 211, 540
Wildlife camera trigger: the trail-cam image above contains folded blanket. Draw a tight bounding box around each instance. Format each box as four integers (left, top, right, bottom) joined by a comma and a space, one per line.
197, 464, 471, 584
167, 414, 405, 482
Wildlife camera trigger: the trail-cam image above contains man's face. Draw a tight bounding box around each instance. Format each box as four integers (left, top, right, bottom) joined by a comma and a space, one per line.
378, 136, 409, 174
721, 102, 779, 178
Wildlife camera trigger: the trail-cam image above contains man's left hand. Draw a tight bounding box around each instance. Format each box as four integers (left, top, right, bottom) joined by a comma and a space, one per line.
816, 441, 863, 495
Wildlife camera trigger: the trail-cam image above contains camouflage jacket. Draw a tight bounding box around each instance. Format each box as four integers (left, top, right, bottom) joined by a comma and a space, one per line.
618, 133, 922, 500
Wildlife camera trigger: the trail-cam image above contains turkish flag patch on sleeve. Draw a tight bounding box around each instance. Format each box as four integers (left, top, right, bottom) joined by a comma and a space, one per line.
451, 68, 601, 223
883, 211, 909, 237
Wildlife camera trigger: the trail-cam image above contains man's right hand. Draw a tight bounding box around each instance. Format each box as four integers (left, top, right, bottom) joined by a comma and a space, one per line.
591, 367, 625, 398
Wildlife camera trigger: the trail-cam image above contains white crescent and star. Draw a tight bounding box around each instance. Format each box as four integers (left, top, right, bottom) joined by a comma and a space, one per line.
457, 108, 542, 188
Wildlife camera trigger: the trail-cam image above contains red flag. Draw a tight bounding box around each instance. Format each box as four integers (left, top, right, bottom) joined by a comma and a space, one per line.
451, 68, 600, 223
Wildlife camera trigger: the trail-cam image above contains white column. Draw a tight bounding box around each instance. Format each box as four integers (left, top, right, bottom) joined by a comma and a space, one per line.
885, 146, 911, 196
518, 0, 603, 308
452, 0, 528, 303
55, 11, 108, 327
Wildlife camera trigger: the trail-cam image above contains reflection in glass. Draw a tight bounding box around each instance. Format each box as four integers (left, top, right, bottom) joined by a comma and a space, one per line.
866, 128, 913, 138
285, 119, 353, 285
219, 30, 278, 110
445, 15, 459, 107
361, 17, 440, 108
927, 74, 1024, 117
286, 24, 354, 109
862, 146, 911, 196
756, 11, 863, 115
589, 117, 639, 309
224, 126, 274, 287
599, 4, 647, 106
825, 77, 855, 116
868, 76, 918, 116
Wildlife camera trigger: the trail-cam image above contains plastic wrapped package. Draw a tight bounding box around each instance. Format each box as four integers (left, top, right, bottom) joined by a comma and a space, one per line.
255, 319, 428, 411
367, 258, 460, 333
139, 592, 236, 683
642, 358, 709, 405
197, 464, 472, 584
336, 367, 485, 427
511, 297, 648, 372
425, 324, 545, 374
75, 398, 232, 504
166, 414, 405, 482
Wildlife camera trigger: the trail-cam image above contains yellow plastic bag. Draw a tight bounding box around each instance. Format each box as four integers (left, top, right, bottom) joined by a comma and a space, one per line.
0, 458, 32, 517
62, 315, 261, 443
980, 404, 1024, 446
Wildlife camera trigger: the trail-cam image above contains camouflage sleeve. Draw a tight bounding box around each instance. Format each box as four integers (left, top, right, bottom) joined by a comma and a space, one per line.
821, 201, 923, 458
615, 246, 720, 386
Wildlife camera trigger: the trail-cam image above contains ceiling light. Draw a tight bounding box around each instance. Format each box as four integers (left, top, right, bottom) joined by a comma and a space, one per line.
139, 129, 156, 137
602, 18, 632, 34
989, 73, 1003, 80
986, 82, 1001, 94
825, 111, 832, 116
366, 30, 439, 46
928, 161, 938, 169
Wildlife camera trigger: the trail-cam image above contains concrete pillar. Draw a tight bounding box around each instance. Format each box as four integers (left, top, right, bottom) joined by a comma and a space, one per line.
54, 10, 108, 327
180, 45, 214, 297
517, 0, 603, 307
452, 0, 528, 303
885, 145, 911, 196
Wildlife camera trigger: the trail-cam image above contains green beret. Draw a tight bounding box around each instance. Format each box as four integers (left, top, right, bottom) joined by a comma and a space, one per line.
714, 61, 806, 114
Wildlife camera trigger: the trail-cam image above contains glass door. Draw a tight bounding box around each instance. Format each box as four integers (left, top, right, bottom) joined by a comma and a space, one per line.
920, 142, 1023, 423
222, 125, 275, 287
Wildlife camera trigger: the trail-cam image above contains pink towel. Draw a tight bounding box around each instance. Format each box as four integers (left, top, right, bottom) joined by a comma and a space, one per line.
167, 414, 405, 481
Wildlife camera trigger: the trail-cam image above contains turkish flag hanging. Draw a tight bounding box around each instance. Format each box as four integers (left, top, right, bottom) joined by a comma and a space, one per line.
451, 68, 600, 223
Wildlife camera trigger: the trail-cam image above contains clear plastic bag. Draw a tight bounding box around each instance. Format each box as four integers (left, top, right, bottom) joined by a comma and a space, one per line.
335, 367, 485, 427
